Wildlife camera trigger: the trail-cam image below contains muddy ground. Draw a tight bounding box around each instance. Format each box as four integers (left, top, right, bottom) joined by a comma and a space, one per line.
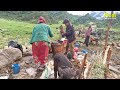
0, 42, 120, 79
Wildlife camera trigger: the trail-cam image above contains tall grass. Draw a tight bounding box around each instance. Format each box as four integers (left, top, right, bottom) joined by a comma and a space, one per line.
88, 51, 106, 79
0, 18, 63, 48
0, 18, 119, 49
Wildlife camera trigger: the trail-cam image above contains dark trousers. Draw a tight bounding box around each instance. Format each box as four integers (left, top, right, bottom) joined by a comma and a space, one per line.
85, 36, 90, 47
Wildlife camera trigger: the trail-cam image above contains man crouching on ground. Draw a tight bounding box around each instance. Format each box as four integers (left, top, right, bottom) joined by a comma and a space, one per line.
53, 53, 81, 79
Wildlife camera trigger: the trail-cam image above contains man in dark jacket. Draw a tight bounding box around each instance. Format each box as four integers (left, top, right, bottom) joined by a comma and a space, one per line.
62, 19, 76, 58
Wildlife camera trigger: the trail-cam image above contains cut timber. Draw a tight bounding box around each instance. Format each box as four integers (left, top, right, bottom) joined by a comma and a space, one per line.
111, 71, 118, 79
84, 61, 92, 79
79, 54, 87, 79
116, 47, 120, 50
103, 45, 110, 65
109, 65, 120, 74
81, 54, 87, 69
106, 47, 112, 67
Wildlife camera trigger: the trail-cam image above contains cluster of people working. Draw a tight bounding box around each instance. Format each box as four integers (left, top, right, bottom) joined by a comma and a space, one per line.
29, 16, 93, 79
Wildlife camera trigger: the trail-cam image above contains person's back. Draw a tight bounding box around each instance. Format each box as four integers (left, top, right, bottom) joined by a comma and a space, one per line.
30, 16, 53, 70
53, 53, 81, 79
54, 53, 73, 68
30, 23, 53, 44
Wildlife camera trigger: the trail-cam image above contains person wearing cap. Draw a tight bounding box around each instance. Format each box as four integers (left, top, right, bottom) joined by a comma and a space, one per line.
62, 19, 76, 59
30, 16, 53, 70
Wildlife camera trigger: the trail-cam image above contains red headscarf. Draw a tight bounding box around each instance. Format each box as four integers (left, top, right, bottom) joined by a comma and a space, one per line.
38, 16, 46, 24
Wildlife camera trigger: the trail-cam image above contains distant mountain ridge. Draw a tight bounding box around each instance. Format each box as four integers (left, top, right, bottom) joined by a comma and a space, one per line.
90, 11, 105, 20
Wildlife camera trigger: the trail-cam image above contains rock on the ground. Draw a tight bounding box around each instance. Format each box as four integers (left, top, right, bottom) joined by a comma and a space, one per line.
10, 69, 33, 79
23, 51, 32, 57
109, 65, 120, 74
0, 47, 22, 68
0, 75, 9, 79
0, 55, 9, 69
111, 71, 118, 79
111, 55, 120, 65
3, 47, 22, 61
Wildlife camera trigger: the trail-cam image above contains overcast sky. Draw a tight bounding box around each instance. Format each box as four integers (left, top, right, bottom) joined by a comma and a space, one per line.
67, 11, 120, 16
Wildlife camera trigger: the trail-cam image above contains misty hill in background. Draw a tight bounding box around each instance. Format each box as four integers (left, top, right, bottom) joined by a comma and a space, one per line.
0, 11, 120, 28
0, 11, 80, 24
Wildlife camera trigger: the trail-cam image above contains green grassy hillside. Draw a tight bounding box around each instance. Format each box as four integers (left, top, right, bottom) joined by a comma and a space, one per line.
0, 18, 64, 48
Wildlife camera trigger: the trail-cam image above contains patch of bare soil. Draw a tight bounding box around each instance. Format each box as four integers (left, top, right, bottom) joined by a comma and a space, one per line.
0, 51, 53, 79
108, 47, 120, 79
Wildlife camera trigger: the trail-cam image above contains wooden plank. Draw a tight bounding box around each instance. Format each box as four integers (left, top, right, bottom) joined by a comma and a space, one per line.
103, 45, 110, 65
109, 65, 120, 74
84, 61, 93, 79
107, 47, 112, 68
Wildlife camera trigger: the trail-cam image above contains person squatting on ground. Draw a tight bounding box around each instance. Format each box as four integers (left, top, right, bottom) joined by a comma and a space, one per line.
62, 19, 76, 58
84, 25, 92, 47
30, 16, 53, 70
53, 53, 81, 79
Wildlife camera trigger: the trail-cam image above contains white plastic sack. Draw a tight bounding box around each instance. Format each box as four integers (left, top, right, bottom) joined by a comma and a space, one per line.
40, 66, 54, 79
40, 60, 54, 79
